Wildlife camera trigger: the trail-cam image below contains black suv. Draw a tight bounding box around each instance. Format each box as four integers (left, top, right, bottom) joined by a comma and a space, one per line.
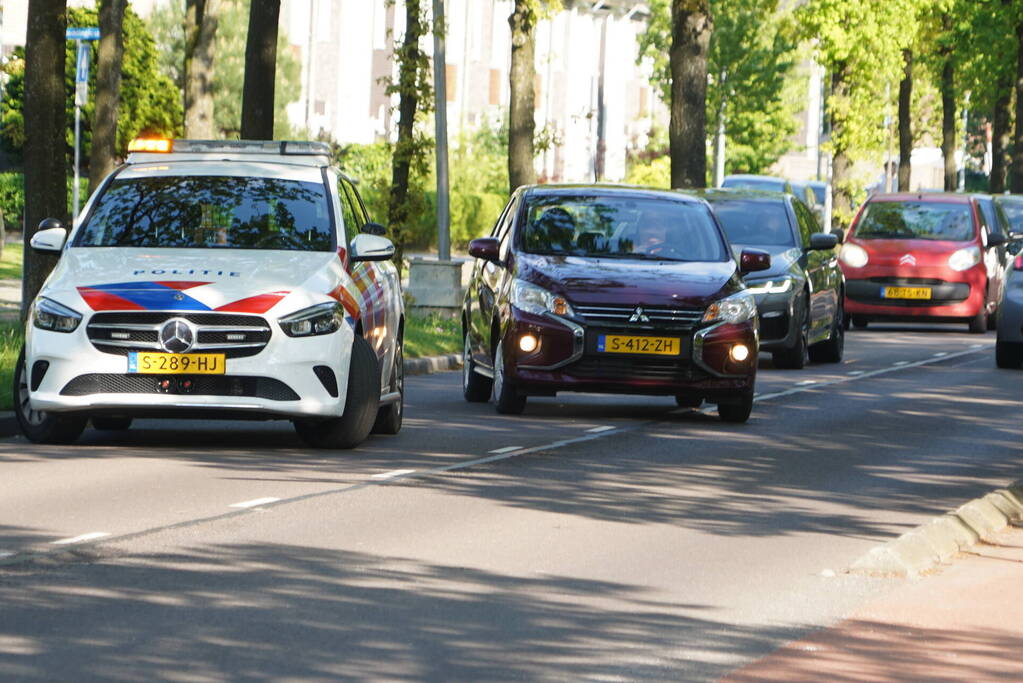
694, 189, 845, 368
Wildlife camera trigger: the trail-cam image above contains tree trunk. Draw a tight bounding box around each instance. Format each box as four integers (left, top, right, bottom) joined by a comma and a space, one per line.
184, 0, 219, 138
22, 0, 67, 320
88, 0, 126, 193
241, 0, 280, 140
388, 0, 426, 276
940, 19, 956, 192
508, 0, 536, 193
1012, 16, 1023, 193
897, 49, 912, 192
669, 0, 712, 189
830, 63, 854, 225
991, 74, 1012, 194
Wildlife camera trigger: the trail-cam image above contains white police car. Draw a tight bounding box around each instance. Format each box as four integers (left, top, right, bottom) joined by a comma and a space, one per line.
16, 139, 404, 448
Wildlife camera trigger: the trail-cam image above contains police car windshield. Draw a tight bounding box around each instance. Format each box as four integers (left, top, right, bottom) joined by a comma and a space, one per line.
75, 175, 333, 250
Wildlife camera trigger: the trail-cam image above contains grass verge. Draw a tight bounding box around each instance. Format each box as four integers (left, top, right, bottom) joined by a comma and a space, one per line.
0, 320, 22, 411
0, 242, 22, 280
404, 313, 461, 359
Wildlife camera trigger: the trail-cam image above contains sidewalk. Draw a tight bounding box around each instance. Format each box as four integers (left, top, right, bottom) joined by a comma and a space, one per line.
724, 524, 1023, 682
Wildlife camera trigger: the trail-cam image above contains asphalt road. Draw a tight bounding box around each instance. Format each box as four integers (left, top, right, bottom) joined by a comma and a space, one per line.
1, 324, 1020, 681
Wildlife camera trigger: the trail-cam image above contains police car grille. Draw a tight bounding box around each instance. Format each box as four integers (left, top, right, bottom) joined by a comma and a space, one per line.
87, 312, 272, 358
60, 374, 299, 401
574, 304, 703, 327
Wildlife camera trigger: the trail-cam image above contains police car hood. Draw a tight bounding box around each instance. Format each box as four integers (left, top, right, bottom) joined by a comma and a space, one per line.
42, 247, 342, 316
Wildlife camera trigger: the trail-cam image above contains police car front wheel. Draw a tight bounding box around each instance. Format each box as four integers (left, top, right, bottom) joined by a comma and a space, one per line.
13, 348, 88, 444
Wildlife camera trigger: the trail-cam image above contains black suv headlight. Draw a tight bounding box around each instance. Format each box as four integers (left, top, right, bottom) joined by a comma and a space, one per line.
33, 297, 82, 333
278, 302, 344, 337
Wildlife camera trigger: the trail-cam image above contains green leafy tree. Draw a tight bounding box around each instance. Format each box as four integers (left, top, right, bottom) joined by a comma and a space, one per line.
639, 0, 801, 179
148, 0, 301, 139
1, 5, 181, 164
797, 0, 916, 226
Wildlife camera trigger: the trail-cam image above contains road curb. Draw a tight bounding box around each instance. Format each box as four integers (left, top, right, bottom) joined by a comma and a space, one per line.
0, 411, 16, 438
405, 352, 462, 376
850, 482, 1023, 579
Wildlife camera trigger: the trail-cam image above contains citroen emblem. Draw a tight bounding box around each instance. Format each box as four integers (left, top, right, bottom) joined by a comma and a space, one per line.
629, 306, 650, 323
899, 253, 916, 266
159, 318, 195, 353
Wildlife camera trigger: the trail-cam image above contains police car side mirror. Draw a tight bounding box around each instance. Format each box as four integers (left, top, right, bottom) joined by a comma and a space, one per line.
351, 233, 395, 262
361, 222, 386, 237
31, 220, 67, 253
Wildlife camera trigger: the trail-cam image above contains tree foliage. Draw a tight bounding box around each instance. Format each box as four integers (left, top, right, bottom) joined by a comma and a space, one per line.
148, 0, 301, 138
1, 5, 180, 163
639, 0, 802, 176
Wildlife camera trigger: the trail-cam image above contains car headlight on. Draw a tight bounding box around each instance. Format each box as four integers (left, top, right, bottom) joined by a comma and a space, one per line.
745, 277, 794, 294
703, 291, 757, 324
839, 243, 869, 268
33, 297, 82, 333
948, 245, 981, 272
278, 302, 343, 337
510, 279, 574, 317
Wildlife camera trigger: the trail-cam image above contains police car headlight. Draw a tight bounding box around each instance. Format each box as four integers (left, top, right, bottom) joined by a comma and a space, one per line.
278, 302, 343, 337
33, 297, 82, 333
510, 279, 573, 317
703, 291, 757, 324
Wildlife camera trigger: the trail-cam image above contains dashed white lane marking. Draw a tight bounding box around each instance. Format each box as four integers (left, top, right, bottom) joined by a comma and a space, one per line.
489, 446, 523, 454
372, 469, 416, 480
893, 360, 909, 366
586, 426, 616, 433
796, 380, 817, 386
847, 370, 865, 375
933, 352, 947, 357
0, 551, 14, 558
229, 497, 280, 509
971, 344, 984, 349
52, 532, 110, 545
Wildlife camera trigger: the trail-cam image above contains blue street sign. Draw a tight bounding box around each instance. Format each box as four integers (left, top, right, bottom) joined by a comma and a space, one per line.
75, 43, 90, 85
66, 27, 100, 40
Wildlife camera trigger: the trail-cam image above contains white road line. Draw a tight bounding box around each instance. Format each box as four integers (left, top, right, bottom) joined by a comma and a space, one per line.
489, 446, 523, 454
933, 352, 947, 357
229, 497, 280, 509
0, 551, 14, 559
847, 370, 864, 375
372, 469, 417, 480
796, 380, 817, 386
971, 344, 984, 349
586, 426, 616, 433
52, 532, 110, 545
893, 361, 909, 366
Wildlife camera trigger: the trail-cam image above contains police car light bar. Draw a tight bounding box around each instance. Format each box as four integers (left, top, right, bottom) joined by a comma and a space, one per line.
127, 138, 331, 157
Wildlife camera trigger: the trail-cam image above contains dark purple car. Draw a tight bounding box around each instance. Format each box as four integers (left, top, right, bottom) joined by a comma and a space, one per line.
460, 185, 770, 422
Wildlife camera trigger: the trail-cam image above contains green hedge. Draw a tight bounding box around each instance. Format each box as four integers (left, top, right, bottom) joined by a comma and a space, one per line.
0, 172, 90, 231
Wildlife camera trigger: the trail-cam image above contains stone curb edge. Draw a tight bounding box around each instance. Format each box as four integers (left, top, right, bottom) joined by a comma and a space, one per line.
0, 354, 464, 440
405, 352, 463, 377
849, 481, 1023, 579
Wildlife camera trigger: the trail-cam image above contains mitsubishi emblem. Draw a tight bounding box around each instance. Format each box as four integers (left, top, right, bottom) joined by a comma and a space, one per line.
899, 253, 916, 266
158, 318, 195, 353
629, 306, 650, 323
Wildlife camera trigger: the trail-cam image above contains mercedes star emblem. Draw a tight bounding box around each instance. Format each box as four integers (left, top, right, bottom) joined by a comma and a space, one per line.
159, 318, 195, 353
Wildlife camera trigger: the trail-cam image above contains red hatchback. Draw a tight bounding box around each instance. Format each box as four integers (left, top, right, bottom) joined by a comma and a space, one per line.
840, 193, 1008, 332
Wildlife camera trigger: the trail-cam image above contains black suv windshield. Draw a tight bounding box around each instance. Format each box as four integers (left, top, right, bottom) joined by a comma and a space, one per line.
710, 198, 795, 247
519, 195, 727, 262
76, 175, 333, 250
855, 201, 975, 241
